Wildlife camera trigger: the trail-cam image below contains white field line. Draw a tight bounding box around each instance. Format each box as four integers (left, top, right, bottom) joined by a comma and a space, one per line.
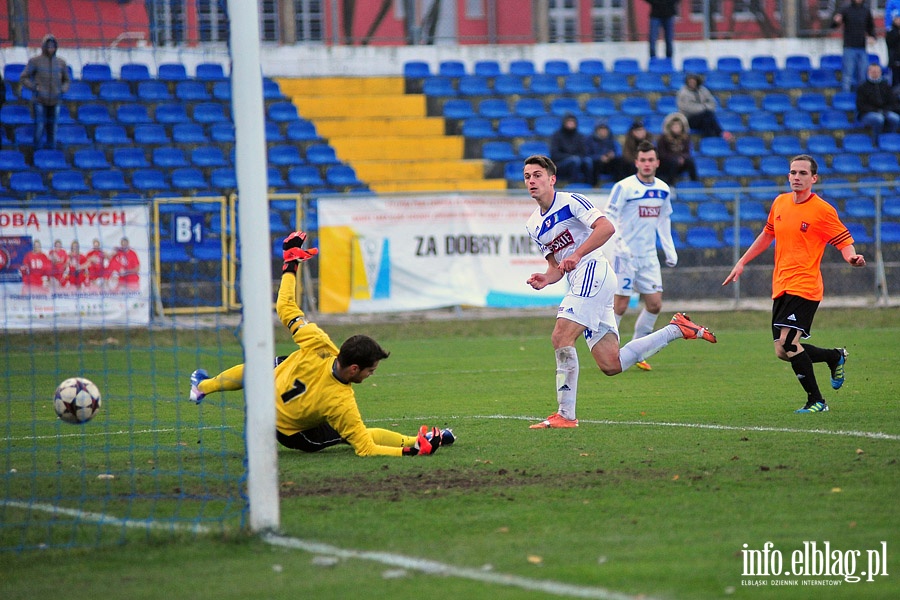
1, 499, 651, 600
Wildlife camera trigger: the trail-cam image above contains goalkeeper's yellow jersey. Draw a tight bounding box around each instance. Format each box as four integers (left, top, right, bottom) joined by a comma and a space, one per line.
273, 273, 402, 457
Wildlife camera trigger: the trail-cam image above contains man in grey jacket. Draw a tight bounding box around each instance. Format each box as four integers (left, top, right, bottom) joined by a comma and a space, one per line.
20, 33, 70, 149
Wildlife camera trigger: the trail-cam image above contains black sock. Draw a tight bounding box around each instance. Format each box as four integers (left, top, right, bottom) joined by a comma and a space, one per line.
804, 345, 839, 367
789, 352, 823, 403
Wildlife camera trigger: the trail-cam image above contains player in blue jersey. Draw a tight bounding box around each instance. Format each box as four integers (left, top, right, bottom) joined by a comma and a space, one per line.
603, 140, 679, 371
523, 154, 717, 429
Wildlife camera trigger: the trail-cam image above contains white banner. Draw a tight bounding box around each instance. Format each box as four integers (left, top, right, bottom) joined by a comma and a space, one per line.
317, 194, 593, 313
0, 205, 152, 330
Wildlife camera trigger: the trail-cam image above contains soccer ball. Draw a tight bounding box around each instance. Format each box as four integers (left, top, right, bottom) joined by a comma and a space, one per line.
54, 377, 102, 424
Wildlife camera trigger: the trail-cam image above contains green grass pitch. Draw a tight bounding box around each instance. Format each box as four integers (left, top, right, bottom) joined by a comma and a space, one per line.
1, 307, 898, 599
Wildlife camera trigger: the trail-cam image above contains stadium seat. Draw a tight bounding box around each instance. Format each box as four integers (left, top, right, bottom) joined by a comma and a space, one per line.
759, 155, 787, 177
478, 98, 512, 119
112, 147, 151, 169
64, 81, 97, 102
131, 169, 169, 193
598, 72, 632, 93
517, 140, 550, 159
503, 160, 524, 182
509, 60, 536, 77
880, 222, 900, 243
195, 62, 227, 81
806, 134, 840, 154
473, 60, 501, 78
33, 149, 70, 171
0, 149, 30, 171
563, 73, 598, 94
76, 103, 114, 125
672, 180, 708, 203
808, 68, 840, 88
175, 81, 212, 102
773, 69, 807, 89
56, 124, 92, 146
458, 75, 492, 96
98, 81, 136, 102
685, 226, 724, 248
869, 152, 900, 173
750, 55, 778, 74
287, 166, 325, 188
268, 144, 305, 167
513, 98, 547, 118
120, 62, 151, 83
285, 120, 320, 142
3, 63, 25, 83
634, 72, 670, 93
158, 63, 188, 82
782, 110, 815, 131
703, 71, 737, 92
584, 97, 616, 118
612, 58, 641, 75
846, 222, 873, 243
191, 146, 228, 169
137, 81, 173, 102
305, 144, 340, 165
796, 92, 828, 113
265, 121, 285, 142
0, 104, 32, 126
172, 123, 209, 144
819, 54, 843, 71
723, 226, 757, 248
739, 197, 771, 219
210, 167, 236, 190
481, 141, 517, 162
533, 115, 561, 136
620, 96, 652, 117
831, 154, 864, 174
529, 74, 562, 95
423, 77, 457, 97
648, 57, 675, 74
443, 99, 475, 120
695, 157, 722, 178
544, 60, 571, 76
171, 167, 209, 190
697, 201, 732, 223
771, 135, 804, 156
578, 59, 606, 75
134, 124, 171, 145
51, 170, 89, 194
403, 61, 431, 79
877, 133, 900, 152
785, 55, 813, 73
438, 60, 466, 78
739, 71, 773, 90
325, 165, 363, 188
830, 92, 856, 112
819, 110, 851, 129
549, 97, 581, 117
681, 57, 710, 74
716, 110, 747, 133
698, 137, 732, 157
9, 171, 47, 194
211, 81, 231, 101
262, 78, 286, 100
842, 133, 876, 154
844, 198, 877, 219
192, 102, 228, 124
497, 117, 532, 138
153, 146, 190, 168
716, 56, 744, 74
461, 117, 496, 138
885, 198, 900, 217
736, 136, 767, 157
726, 94, 757, 113
90, 170, 129, 193
268, 102, 299, 122
73, 149, 110, 170
657, 95, 677, 114
81, 63, 113, 83
210, 122, 235, 144
747, 111, 779, 132
116, 103, 153, 125
154, 103, 191, 125
493, 74, 528, 96
761, 93, 793, 113
670, 202, 697, 224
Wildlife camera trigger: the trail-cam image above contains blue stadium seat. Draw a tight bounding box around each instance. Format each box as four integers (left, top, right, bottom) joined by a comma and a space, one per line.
134, 124, 171, 145
578, 59, 606, 75
846, 222, 873, 243
670, 202, 697, 224
831, 153, 864, 174
268, 102, 299, 122
620, 96, 653, 117
842, 133, 876, 154
155, 103, 191, 125
112, 147, 150, 169
33, 149, 70, 171
98, 81, 136, 102
481, 141, 517, 162
761, 93, 793, 113
90, 170, 129, 193
633, 72, 669, 93
262, 78, 285, 100
191, 146, 228, 169
716, 56, 744, 74
56, 124, 92, 146
172, 123, 209, 144
869, 152, 900, 173
657, 95, 677, 114
739, 71, 773, 91
509, 60, 536, 77
462, 117, 496, 138
192, 102, 228, 124
158, 62, 188, 82
423, 77, 456, 97
517, 140, 550, 159
563, 73, 598, 94
438, 60, 466, 78
612, 58, 641, 75
549, 97, 581, 117
724, 226, 757, 248
120, 62, 151, 83
513, 98, 547, 118
726, 94, 757, 112
137, 81, 173, 102
759, 155, 787, 177
171, 167, 209, 191
723, 156, 760, 178
0, 149, 30, 171
209, 122, 235, 144
458, 75, 492, 96
878, 132, 900, 152
195, 62, 227, 81
819, 54, 843, 71
544, 60, 571, 76
736, 136, 767, 157
808, 68, 840, 88
211, 81, 231, 101
598, 72, 631, 93
529, 74, 562, 95
785, 55, 813, 73
287, 166, 325, 188
819, 110, 851, 129
844, 198, 877, 219
770, 135, 804, 156
672, 180, 708, 203
305, 144, 340, 165
830, 92, 856, 112
782, 111, 815, 131
739, 196, 772, 218
403, 61, 431, 79
325, 165, 363, 188
478, 98, 512, 119
716, 110, 747, 133
503, 160, 524, 182
73, 149, 110, 169
132, 169, 170, 193
695, 157, 722, 178
747, 111, 779, 132
51, 170, 89, 194
265, 121, 285, 142
880, 222, 900, 243
533, 115, 560, 136
497, 117, 532, 138
685, 226, 724, 248
698, 137, 732, 157
76, 103, 114, 125
681, 57, 710, 74
584, 97, 616, 117
806, 134, 840, 154
704, 71, 737, 92
81, 63, 113, 83
796, 92, 828, 113
116, 103, 154, 125
750, 55, 778, 74
268, 144, 305, 167
153, 146, 190, 168
493, 74, 528, 96
64, 81, 97, 102
3, 63, 25, 83
773, 69, 807, 89
443, 99, 475, 120
648, 57, 675, 74
175, 81, 211, 101
10, 171, 47, 194
473, 60, 501, 78
210, 168, 236, 190
885, 198, 900, 217
285, 120, 320, 142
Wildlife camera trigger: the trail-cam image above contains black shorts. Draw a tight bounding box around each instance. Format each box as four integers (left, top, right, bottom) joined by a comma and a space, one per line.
276, 423, 347, 452
771, 293, 819, 341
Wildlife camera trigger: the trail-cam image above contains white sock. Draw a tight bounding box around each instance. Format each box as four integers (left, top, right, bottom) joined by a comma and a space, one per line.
614, 312, 623, 327
619, 326, 681, 371
633, 308, 659, 340
555, 346, 578, 420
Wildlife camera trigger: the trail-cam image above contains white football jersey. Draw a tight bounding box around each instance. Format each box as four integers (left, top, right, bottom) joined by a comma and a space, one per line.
604, 175, 677, 263
525, 190, 608, 266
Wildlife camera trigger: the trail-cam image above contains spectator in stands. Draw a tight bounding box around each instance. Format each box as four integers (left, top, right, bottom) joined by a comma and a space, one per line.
20, 33, 70, 149
621, 119, 651, 177
549, 113, 593, 185
644, 0, 679, 60
887, 11, 900, 90
587, 121, 629, 184
831, 0, 876, 93
656, 112, 698, 184
885, 0, 900, 31
856, 63, 900, 133
676, 73, 733, 141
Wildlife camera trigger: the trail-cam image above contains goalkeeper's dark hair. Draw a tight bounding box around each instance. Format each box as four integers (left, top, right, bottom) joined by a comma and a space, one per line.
338, 335, 390, 370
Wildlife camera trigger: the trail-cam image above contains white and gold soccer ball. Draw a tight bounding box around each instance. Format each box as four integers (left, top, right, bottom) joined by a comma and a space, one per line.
53, 377, 102, 424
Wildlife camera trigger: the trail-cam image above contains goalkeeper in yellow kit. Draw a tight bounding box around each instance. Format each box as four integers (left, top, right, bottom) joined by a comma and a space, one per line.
189, 231, 452, 457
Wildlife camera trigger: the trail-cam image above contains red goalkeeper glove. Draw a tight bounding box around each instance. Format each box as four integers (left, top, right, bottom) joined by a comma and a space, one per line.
282, 231, 319, 274
402, 425, 441, 456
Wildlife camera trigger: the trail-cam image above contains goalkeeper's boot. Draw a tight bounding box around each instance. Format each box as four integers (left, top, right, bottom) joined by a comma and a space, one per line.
426, 428, 456, 446
635, 360, 652, 371
529, 412, 578, 429
830, 348, 848, 390
795, 400, 829, 413
190, 369, 209, 404
670, 312, 717, 343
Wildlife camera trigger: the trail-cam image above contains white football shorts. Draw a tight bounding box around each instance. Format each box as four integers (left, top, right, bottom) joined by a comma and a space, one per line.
611, 253, 664, 297
556, 258, 619, 350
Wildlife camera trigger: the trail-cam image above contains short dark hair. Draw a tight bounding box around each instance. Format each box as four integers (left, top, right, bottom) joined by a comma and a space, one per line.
636, 140, 658, 156
524, 154, 557, 176
338, 335, 390, 370
790, 154, 818, 175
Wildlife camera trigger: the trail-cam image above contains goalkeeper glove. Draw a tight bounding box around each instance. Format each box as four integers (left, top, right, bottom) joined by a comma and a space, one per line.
402, 425, 441, 456
282, 231, 319, 274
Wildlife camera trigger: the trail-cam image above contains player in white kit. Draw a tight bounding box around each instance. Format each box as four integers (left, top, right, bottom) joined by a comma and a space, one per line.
604, 140, 679, 371
523, 155, 717, 429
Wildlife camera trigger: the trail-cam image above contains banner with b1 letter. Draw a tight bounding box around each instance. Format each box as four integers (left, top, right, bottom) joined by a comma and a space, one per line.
317, 194, 577, 314
0, 204, 151, 330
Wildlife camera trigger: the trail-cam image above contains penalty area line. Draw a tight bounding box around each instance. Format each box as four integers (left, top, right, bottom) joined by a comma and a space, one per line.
263, 532, 653, 600
0, 499, 213, 534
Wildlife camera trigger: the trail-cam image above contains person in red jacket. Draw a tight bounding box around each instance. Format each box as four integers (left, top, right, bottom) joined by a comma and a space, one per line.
107, 237, 141, 291
85, 238, 108, 290
48, 239, 68, 287
19, 240, 52, 295
64, 240, 89, 290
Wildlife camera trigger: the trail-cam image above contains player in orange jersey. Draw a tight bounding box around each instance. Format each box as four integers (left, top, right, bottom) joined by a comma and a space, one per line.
723, 155, 866, 413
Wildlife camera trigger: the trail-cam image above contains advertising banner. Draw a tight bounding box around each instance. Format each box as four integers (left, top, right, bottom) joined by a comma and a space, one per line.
317, 194, 582, 314
0, 205, 151, 330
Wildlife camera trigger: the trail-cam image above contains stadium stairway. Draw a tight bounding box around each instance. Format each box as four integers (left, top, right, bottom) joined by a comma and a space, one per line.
275, 76, 506, 193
